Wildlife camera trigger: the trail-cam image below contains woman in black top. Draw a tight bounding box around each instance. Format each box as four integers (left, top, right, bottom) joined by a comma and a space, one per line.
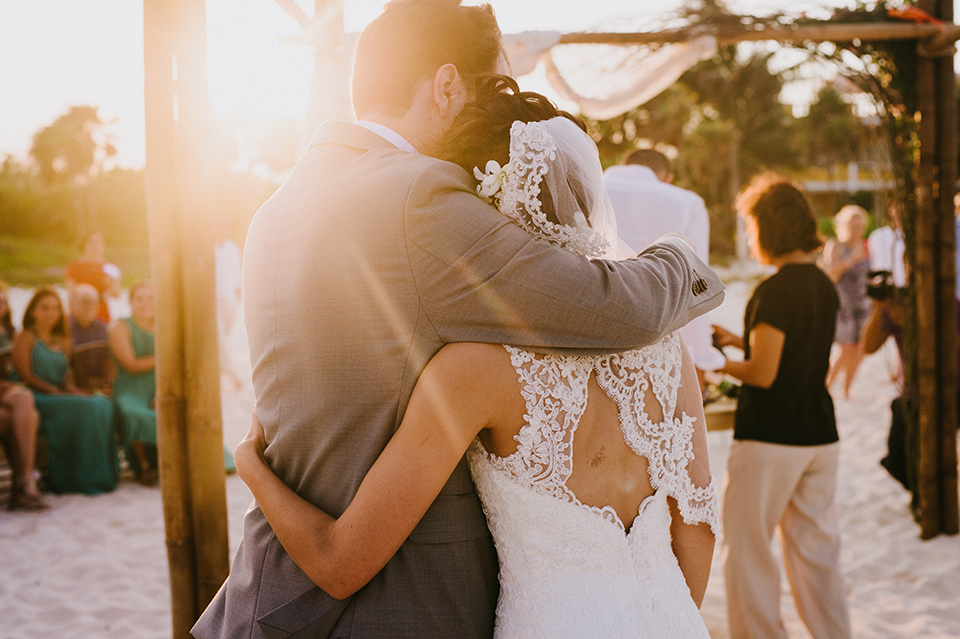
712, 174, 852, 639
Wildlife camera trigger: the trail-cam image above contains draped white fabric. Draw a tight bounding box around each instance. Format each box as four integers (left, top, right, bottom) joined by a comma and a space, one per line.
504, 33, 718, 120
300, 30, 717, 137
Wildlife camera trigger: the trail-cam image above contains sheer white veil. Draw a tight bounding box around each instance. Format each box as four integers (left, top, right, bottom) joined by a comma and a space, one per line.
497, 117, 633, 260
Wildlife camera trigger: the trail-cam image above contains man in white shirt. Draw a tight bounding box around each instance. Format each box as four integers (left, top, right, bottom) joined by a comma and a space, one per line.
604, 149, 725, 388
867, 202, 907, 288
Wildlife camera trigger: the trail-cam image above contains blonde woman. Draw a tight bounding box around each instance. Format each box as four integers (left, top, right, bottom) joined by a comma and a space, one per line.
823, 204, 871, 398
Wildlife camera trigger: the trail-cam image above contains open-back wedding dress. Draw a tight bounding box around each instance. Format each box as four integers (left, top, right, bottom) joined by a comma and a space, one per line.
466, 118, 718, 638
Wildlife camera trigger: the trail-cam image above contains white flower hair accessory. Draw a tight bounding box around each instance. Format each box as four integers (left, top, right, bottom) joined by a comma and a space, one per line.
473, 160, 511, 206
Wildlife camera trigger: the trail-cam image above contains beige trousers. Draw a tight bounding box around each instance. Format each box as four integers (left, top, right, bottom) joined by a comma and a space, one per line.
722, 440, 851, 639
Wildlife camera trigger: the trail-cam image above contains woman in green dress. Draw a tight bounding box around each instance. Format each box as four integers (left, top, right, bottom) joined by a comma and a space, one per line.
109, 281, 234, 484
12, 287, 118, 495
109, 281, 160, 485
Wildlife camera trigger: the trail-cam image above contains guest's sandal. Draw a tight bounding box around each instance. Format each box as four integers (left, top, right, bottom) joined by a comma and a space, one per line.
8, 489, 50, 511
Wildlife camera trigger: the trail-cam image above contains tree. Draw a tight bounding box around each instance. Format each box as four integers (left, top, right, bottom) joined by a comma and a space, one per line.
588, 84, 700, 167
28, 106, 117, 236
586, 44, 796, 258
30, 106, 116, 186
797, 84, 868, 173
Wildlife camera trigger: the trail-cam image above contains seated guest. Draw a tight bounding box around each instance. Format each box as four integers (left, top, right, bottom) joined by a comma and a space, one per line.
12, 287, 118, 495
0, 280, 13, 378
0, 281, 46, 510
109, 281, 158, 485
65, 230, 121, 323
68, 284, 114, 394
0, 380, 45, 510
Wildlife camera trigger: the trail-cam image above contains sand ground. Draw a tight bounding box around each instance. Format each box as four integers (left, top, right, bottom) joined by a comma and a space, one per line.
2, 280, 959, 638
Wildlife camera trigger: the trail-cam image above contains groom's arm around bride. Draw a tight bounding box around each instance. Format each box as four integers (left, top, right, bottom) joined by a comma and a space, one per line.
192, 1, 723, 638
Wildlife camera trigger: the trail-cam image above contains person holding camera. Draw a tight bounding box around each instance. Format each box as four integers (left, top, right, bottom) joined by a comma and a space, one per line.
861, 275, 911, 490
862, 268, 960, 499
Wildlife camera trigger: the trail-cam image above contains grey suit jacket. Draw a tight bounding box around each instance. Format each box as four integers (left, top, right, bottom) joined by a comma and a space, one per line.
192, 121, 724, 639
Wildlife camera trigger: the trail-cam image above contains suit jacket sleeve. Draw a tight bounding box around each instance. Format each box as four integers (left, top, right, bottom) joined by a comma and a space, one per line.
405, 161, 724, 355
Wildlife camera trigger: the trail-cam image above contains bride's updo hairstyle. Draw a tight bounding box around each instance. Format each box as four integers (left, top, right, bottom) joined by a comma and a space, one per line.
437, 74, 586, 225
438, 74, 585, 174
735, 172, 823, 258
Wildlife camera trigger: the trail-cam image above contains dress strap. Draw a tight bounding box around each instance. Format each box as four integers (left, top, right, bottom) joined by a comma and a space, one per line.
498, 346, 591, 496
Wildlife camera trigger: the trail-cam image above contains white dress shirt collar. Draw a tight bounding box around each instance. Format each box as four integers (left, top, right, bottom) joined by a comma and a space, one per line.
354, 120, 419, 154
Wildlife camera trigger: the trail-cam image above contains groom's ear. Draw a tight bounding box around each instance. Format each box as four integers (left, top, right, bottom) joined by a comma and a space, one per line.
433, 63, 467, 122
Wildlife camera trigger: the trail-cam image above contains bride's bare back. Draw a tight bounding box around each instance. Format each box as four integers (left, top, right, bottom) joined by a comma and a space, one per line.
471, 337, 711, 535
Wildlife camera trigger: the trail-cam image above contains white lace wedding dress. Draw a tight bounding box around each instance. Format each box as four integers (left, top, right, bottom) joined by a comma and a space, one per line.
467, 333, 717, 639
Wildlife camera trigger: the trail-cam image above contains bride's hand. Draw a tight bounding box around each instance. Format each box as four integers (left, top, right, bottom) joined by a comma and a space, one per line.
235, 413, 268, 485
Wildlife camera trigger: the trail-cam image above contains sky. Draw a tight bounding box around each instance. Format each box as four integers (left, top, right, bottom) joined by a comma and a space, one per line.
0, 0, 904, 170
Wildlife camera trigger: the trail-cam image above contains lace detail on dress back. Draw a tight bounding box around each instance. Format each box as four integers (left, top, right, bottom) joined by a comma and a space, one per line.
481, 333, 718, 535
485, 347, 623, 527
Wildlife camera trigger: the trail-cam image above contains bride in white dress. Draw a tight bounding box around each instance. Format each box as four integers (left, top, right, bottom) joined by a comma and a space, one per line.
235, 77, 717, 638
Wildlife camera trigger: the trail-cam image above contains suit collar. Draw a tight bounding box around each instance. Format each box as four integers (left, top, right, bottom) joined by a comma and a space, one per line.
306, 120, 399, 152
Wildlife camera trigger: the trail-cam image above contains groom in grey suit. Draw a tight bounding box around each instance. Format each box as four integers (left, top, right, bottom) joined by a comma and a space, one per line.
193, 1, 724, 637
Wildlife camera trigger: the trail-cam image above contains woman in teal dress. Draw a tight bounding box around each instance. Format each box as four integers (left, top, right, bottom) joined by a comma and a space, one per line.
12, 287, 118, 495
109, 281, 158, 484
109, 281, 235, 485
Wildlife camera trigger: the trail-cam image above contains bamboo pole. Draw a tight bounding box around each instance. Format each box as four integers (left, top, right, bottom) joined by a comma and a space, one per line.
172, 0, 231, 609
558, 21, 960, 46
298, 0, 351, 149
143, 0, 199, 634
915, 0, 942, 539
144, 0, 230, 633
934, 0, 960, 536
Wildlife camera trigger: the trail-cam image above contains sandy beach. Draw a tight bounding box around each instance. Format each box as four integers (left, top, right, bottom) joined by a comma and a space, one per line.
2, 279, 960, 638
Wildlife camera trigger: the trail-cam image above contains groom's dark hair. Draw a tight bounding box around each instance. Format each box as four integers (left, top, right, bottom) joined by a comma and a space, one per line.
352, 0, 503, 117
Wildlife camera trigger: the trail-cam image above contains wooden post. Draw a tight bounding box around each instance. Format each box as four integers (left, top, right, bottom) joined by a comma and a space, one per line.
915, 20, 941, 538
299, 0, 351, 148
144, 0, 230, 635
557, 22, 960, 46
144, 1, 198, 633
934, 0, 960, 536
172, 0, 231, 607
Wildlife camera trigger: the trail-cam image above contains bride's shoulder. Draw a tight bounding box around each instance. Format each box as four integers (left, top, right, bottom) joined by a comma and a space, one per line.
432, 343, 513, 373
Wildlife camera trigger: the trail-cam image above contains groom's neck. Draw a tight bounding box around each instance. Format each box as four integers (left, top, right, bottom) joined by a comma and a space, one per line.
357, 113, 438, 157
357, 91, 444, 157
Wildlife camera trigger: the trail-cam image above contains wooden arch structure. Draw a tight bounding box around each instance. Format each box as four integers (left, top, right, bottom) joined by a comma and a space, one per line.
142, 1, 959, 636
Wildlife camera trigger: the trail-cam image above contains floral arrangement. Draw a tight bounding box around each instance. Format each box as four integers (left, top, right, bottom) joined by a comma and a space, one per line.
474, 160, 511, 208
